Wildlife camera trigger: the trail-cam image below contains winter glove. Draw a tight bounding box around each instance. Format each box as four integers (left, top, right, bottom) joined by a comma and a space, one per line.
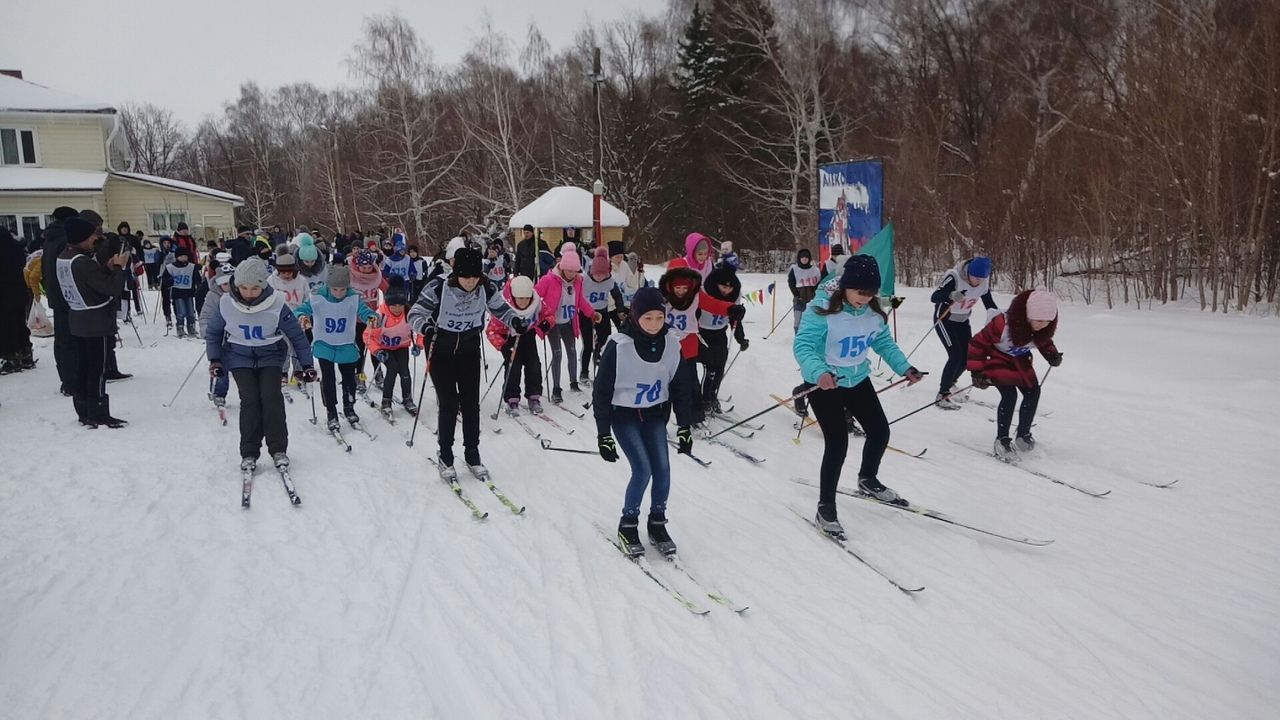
299, 367, 319, 383
949, 290, 965, 304
889, 296, 904, 309
537, 319, 554, 334
971, 371, 992, 389
727, 305, 746, 324
511, 316, 530, 334
737, 337, 750, 352
209, 361, 224, 378
411, 345, 421, 357
1045, 351, 1063, 367
420, 327, 435, 349
676, 426, 694, 455
905, 367, 926, 384
598, 434, 618, 463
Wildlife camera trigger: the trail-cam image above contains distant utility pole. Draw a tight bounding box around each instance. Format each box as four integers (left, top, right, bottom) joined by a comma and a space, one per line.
590, 47, 603, 184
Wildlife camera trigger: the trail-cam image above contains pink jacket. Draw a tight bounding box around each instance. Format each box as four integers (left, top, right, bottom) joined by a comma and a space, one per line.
684, 232, 714, 280
535, 269, 597, 337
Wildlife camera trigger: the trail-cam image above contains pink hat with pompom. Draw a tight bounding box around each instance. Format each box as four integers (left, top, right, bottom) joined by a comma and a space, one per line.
590, 246, 610, 277
1025, 290, 1058, 322
559, 248, 582, 273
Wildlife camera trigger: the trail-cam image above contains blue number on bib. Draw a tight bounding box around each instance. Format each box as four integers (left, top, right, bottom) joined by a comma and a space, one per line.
561, 305, 574, 321
589, 291, 606, 304
667, 313, 688, 331
174, 274, 191, 288
324, 317, 347, 334
238, 325, 265, 340
837, 335, 870, 358
633, 380, 663, 405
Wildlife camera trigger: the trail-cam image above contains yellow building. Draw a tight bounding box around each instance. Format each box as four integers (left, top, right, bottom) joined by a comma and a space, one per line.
0, 71, 242, 244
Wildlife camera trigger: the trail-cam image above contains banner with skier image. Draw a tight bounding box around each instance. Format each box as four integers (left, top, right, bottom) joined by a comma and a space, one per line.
817, 160, 884, 265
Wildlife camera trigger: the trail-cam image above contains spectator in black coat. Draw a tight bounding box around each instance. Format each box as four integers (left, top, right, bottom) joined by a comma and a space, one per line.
42, 206, 80, 394
0, 228, 35, 373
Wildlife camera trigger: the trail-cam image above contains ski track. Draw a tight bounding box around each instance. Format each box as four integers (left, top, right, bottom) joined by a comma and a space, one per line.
1, 283, 1277, 719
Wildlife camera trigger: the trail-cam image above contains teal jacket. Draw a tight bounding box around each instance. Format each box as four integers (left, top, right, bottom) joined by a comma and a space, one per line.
295, 287, 378, 364
793, 286, 911, 388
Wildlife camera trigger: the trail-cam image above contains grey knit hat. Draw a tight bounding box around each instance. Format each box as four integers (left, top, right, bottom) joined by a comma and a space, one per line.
233, 258, 270, 289
326, 264, 350, 290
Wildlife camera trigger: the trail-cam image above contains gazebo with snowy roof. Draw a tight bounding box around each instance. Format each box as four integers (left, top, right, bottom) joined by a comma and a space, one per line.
508, 186, 629, 248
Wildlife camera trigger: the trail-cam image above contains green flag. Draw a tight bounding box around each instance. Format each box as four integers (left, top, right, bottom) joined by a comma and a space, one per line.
858, 222, 895, 296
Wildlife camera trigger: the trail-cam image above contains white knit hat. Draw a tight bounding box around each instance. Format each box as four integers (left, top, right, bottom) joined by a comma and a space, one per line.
509, 275, 535, 299
445, 236, 467, 260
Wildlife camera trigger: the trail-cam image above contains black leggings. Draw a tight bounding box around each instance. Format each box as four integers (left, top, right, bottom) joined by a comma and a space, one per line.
996, 384, 1040, 439
935, 315, 971, 394
809, 377, 890, 505
579, 311, 610, 378
698, 327, 729, 402
319, 358, 358, 413
431, 346, 483, 466
503, 331, 543, 401
380, 347, 412, 401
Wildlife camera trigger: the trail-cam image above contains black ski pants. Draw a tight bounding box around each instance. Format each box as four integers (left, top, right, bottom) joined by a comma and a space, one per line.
698, 327, 730, 403
809, 377, 890, 506
431, 344, 482, 466
502, 331, 543, 401
380, 347, 412, 402
53, 306, 77, 391
319, 358, 358, 414
71, 335, 107, 422
579, 310, 610, 379
996, 384, 1040, 439
935, 315, 971, 395
231, 366, 288, 459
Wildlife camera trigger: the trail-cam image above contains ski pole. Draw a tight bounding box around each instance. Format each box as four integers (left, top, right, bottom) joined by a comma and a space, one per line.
305, 378, 317, 425
762, 312, 789, 340
707, 385, 821, 440
486, 338, 520, 416
722, 346, 743, 380
481, 352, 507, 404
163, 350, 206, 407
887, 382, 974, 427
903, 306, 951, 363
539, 438, 595, 455
405, 336, 436, 448
126, 317, 144, 347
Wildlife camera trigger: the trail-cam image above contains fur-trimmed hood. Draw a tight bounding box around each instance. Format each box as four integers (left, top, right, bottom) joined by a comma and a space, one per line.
659, 265, 702, 311
703, 265, 741, 303
1006, 289, 1058, 347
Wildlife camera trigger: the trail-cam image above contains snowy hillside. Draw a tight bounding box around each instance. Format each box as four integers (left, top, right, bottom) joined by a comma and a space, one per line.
2, 277, 1278, 720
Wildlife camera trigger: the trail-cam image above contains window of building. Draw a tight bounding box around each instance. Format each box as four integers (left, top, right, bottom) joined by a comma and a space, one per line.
0, 213, 52, 242
150, 211, 187, 233
0, 128, 39, 166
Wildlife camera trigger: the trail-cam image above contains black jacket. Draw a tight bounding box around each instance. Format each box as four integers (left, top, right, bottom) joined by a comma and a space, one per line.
513, 237, 551, 278
59, 245, 126, 338
42, 219, 69, 312
592, 322, 697, 436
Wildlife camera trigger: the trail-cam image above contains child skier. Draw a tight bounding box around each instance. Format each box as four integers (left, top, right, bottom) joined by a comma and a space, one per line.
205, 258, 315, 470
198, 263, 233, 407
295, 265, 380, 431
295, 234, 327, 294
787, 248, 822, 332
363, 277, 419, 419
486, 275, 554, 415
535, 245, 602, 402
349, 249, 387, 391
380, 232, 416, 284
931, 256, 998, 410
593, 286, 698, 557
793, 255, 924, 536
658, 258, 741, 425
409, 246, 520, 479
161, 246, 200, 337
579, 246, 625, 383
697, 264, 748, 415
718, 240, 741, 271
967, 289, 1062, 458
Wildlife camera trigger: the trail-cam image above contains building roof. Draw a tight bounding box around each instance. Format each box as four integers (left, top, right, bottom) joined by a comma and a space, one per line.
0, 167, 108, 192
509, 186, 630, 229
111, 171, 245, 206
0, 74, 115, 114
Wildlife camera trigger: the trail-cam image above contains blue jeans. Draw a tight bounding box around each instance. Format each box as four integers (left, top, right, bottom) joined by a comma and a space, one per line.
614, 412, 671, 519
173, 297, 195, 327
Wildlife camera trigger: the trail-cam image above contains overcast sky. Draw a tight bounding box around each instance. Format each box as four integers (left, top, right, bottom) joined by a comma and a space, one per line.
3, 0, 665, 126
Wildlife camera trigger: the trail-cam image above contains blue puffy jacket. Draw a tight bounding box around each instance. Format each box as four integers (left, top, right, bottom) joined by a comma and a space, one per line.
205, 286, 313, 371
793, 284, 910, 388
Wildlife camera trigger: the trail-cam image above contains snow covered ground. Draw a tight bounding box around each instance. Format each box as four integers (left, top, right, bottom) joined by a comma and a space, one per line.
2, 277, 1278, 720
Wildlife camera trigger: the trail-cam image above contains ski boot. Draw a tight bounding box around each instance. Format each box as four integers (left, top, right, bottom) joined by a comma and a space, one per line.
466, 453, 489, 480
936, 392, 961, 411
1015, 433, 1036, 453
570, 381, 581, 393
816, 503, 845, 540
845, 410, 864, 437
186, 322, 197, 337
356, 373, 368, 394
948, 384, 968, 403
791, 383, 812, 417
401, 398, 418, 417
175, 325, 186, 339
705, 398, 722, 416
344, 405, 361, 426
271, 452, 290, 470
505, 398, 520, 417
647, 511, 677, 556
381, 399, 395, 421
213, 395, 227, 408
373, 366, 384, 387
327, 411, 341, 433
993, 436, 1016, 461
437, 455, 458, 482
97, 397, 128, 429
617, 516, 644, 558
240, 457, 257, 473
551, 387, 563, 404
858, 476, 907, 506
578, 371, 590, 387
528, 396, 544, 415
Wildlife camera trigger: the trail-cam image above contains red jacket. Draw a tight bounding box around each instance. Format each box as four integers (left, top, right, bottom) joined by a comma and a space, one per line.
661, 258, 734, 360
967, 294, 1059, 388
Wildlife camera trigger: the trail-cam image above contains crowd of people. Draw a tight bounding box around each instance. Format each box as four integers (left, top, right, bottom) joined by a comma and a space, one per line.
5, 211, 1063, 554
